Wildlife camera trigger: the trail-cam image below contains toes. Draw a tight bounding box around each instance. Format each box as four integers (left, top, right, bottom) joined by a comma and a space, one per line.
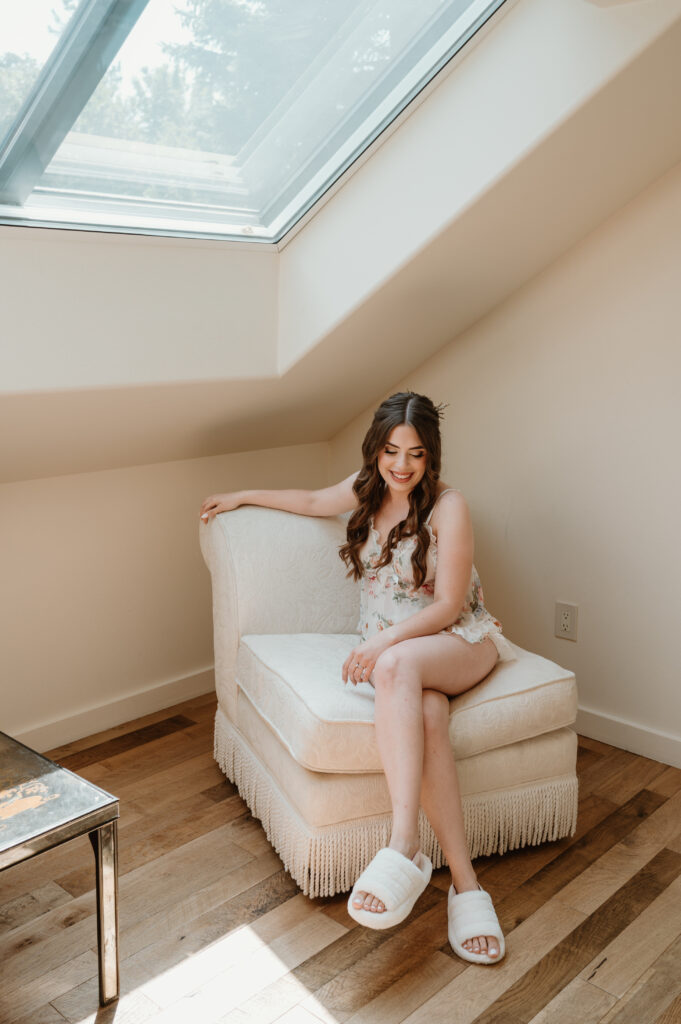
353, 891, 385, 912
462, 935, 500, 958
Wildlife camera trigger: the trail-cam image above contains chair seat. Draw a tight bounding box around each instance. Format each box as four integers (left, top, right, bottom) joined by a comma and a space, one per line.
236, 633, 577, 773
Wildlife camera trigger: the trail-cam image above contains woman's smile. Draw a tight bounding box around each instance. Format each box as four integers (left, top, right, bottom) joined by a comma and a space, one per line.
378, 423, 428, 493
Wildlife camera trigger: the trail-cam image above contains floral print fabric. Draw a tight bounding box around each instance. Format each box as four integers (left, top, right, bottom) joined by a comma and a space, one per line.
357, 494, 514, 661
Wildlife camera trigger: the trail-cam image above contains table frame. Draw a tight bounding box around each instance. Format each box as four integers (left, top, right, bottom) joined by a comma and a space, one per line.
0, 740, 120, 1006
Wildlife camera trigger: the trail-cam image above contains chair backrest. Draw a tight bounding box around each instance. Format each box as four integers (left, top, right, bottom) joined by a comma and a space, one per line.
200, 507, 360, 717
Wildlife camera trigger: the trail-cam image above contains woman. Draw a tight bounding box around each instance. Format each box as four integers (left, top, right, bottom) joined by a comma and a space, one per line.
200, 392, 510, 964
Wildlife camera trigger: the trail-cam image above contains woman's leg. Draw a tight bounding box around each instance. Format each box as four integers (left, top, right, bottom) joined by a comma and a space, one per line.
419, 688, 499, 957
351, 634, 499, 955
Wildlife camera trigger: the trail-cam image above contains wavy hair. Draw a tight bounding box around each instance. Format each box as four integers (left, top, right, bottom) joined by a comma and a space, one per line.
339, 392, 444, 588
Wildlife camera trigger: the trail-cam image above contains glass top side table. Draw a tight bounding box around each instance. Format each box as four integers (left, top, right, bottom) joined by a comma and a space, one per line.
0, 730, 120, 1005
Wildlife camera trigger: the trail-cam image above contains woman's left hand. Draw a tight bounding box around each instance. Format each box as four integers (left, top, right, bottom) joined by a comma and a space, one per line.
342, 634, 393, 686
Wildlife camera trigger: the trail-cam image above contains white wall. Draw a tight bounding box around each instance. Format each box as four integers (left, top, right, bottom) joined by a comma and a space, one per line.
328, 161, 681, 769
0, 227, 277, 391
278, 0, 681, 373
0, 441, 328, 750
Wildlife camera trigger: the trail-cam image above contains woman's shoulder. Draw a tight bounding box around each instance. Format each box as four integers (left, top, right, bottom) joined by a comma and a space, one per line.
433, 485, 466, 508
429, 486, 470, 530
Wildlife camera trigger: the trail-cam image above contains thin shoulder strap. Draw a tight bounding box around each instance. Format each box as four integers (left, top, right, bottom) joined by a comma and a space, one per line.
426, 488, 458, 523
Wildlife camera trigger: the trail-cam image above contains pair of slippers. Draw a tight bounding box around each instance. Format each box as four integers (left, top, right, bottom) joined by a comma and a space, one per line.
347, 847, 505, 965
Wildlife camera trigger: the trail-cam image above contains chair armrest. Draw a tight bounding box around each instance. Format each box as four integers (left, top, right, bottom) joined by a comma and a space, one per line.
200, 507, 360, 719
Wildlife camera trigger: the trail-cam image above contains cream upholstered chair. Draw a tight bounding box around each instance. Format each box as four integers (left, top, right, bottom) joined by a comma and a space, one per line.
200, 507, 578, 898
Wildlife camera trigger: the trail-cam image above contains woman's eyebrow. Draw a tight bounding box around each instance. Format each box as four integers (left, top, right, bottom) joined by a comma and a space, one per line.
384, 444, 425, 451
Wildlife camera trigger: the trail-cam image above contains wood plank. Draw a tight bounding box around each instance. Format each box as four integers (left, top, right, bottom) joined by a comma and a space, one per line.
524, 977, 616, 1024
555, 790, 681, 915
4, 696, 678, 1024
304, 894, 457, 1018
654, 991, 681, 1024
119, 849, 284, 961
578, 872, 681, 997
273, 1009, 327, 1024
647, 766, 681, 798
82, 720, 215, 792
577, 745, 604, 774
0, 835, 98, 905
398, 898, 585, 1024
0, 880, 72, 930
55, 792, 249, 897
3, 1006, 69, 1024
219, 973, 327, 1024
0, 950, 97, 1024
56, 715, 197, 770
202, 780, 239, 803
134, 871, 307, 1001
577, 735, 617, 756
491, 788, 667, 934
597, 935, 681, 1024
593, 754, 672, 805
292, 885, 444, 993
51, 986, 161, 1024
469, 847, 681, 1024
139, 911, 348, 1024
341, 951, 461, 1024
48, 851, 287, 1016
577, 748, 642, 799
455, 792, 618, 903
1, 824, 254, 994
44, 693, 215, 762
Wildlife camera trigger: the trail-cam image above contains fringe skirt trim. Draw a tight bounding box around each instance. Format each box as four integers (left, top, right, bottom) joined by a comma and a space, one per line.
214, 708, 578, 898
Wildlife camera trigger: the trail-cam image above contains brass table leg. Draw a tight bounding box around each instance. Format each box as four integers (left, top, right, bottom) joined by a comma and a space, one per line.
89, 820, 120, 1005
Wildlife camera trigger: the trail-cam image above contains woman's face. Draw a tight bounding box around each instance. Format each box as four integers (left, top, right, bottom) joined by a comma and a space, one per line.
377, 423, 427, 495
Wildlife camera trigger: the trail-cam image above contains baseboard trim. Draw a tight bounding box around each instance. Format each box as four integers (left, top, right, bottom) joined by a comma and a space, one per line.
577, 705, 681, 770
16, 668, 215, 753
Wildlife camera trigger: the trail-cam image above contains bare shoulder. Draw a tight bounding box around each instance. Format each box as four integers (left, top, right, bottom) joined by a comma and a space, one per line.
430, 487, 471, 534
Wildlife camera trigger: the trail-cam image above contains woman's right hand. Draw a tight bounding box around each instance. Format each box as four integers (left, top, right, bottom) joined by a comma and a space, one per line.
200, 493, 242, 521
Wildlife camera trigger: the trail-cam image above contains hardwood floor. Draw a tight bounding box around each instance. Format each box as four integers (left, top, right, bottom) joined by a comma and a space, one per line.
2, 695, 681, 1024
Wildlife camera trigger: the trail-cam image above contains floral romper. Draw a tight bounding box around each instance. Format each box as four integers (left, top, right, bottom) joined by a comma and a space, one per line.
358, 489, 515, 662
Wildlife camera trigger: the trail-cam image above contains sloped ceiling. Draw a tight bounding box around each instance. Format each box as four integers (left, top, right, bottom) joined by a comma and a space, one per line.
2, 0, 681, 482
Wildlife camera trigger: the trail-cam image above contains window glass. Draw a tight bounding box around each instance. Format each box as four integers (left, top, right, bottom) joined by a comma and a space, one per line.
1, 0, 505, 239
0, 1, 73, 144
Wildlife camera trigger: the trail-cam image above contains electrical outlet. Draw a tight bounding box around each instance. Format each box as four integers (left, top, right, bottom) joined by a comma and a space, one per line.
555, 602, 578, 641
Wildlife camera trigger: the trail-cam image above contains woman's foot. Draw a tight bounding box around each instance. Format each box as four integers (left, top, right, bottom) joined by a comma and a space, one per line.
449, 878, 504, 963
351, 839, 420, 913
450, 872, 501, 959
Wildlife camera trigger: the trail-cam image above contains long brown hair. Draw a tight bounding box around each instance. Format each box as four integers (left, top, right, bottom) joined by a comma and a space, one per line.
339, 392, 444, 587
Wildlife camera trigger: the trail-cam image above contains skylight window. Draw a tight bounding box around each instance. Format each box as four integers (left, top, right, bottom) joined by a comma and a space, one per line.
0, 0, 506, 242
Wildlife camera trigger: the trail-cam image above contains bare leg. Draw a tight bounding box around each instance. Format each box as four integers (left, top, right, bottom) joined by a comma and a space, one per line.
420, 689, 499, 958
351, 634, 500, 956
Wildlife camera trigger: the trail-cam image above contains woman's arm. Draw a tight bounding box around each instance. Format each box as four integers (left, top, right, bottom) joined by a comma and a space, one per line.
200, 471, 359, 522
342, 491, 474, 683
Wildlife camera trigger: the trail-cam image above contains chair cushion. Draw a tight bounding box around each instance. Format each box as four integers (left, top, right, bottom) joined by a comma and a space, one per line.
236, 634, 576, 773
232, 693, 578, 827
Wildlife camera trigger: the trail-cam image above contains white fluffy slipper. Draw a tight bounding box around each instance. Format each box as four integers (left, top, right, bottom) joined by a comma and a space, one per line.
347, 848, 432, 929
448, 884, 505, 964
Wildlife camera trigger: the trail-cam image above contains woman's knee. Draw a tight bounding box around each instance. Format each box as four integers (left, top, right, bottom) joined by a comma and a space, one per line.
373, 647, 414, 688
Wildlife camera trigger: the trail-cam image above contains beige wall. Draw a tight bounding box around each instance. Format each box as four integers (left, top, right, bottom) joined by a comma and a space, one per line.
328, 161, 681, 768
0, 442, 328, 750
0, 227, 277, 392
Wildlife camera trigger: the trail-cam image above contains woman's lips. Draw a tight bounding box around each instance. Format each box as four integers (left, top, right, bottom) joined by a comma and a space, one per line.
390, 471, 413, 481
